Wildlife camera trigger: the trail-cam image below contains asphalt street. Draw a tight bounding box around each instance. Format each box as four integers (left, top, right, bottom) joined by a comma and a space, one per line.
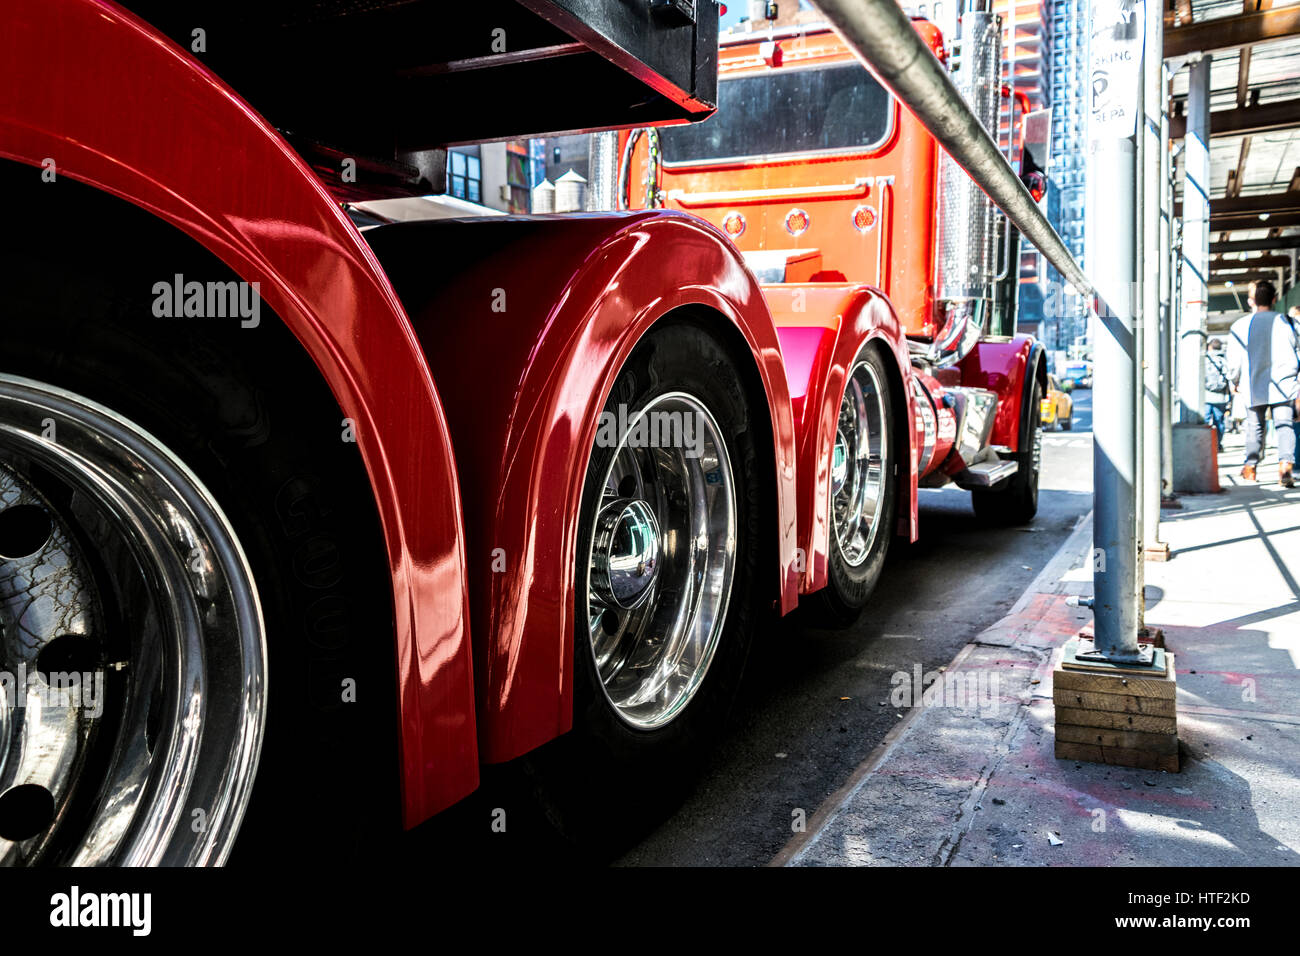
405, 391, 1097, 865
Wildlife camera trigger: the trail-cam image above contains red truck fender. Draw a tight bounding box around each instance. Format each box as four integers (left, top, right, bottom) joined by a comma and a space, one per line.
959, 335, 1047, 452
0, 0, 477, 826
765, 284, 920, 596
364, 211, 801, 764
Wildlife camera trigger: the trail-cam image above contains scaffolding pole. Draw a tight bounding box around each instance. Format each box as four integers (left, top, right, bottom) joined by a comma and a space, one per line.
1177, 56, 1212, 424
1160, 67, 1176, 502
1142, 3, 1167, 560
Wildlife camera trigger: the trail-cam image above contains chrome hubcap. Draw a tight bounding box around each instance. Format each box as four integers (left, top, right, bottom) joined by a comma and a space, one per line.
591, 498, 661, 609
831, 431, 850, 496
0, 375, 266, 866
585, 392, 736, 729
832, 360, 888, 567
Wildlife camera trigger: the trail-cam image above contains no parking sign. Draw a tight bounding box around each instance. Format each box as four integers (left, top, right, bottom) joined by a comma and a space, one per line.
1090, 0, 1145, 141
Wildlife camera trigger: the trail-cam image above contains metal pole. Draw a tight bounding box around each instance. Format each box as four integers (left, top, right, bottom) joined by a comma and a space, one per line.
1177, 56, 1212, 424
1142, 2, 1166, 557
813, 0, 1099, 304
1170, 169, 1183, 443
1086, 0, 1143, 659
1170, 69, 1180, 502
1133, 2, 1146, 624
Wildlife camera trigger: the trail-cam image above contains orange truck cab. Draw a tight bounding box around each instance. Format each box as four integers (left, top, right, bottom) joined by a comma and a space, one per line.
622, 11, 1050, 569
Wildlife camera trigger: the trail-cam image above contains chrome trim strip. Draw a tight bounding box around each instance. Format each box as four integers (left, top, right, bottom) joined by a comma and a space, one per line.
668, 178, 871, 206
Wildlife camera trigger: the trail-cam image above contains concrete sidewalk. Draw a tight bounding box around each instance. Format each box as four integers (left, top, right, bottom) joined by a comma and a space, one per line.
780, 431, 1300, 866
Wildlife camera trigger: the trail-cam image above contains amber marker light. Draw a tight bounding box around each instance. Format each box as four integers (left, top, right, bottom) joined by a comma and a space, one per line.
852, 204, 878, 233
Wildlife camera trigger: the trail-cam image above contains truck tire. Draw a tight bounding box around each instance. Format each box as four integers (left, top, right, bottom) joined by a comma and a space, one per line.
807, 346, 898, 627
532, 318, 764, 844
0, 254, 397, 866
972, 375, 1044, 525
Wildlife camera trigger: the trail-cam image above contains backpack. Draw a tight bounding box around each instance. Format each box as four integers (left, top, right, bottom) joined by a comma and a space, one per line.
1205, 351, 1228, 396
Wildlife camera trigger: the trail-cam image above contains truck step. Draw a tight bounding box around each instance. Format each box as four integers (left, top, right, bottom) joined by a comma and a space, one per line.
958, 458, 1019, 488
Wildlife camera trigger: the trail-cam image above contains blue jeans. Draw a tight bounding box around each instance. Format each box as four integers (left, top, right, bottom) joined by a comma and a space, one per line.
1245, 403, 1297, 466
1206, 402, 1228, 448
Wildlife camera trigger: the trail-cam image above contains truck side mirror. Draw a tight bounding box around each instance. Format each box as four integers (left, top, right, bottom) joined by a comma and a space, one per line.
1019, 108, 1051, 202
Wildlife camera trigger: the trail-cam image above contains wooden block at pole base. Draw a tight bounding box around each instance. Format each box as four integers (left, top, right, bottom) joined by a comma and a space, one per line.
1054, 706, 1177, 735
1052, 641, 1179, 772
1055, 739, 1180, 773
1053, 658, 1175, 700
1055, 723, 1179, 755
1052, 686, 1176, 716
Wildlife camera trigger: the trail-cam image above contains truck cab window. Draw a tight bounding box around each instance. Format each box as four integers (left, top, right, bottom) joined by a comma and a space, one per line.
660, 63, 893, 165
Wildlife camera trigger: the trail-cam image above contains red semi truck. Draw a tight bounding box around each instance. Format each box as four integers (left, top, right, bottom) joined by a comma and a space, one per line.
0, 0, 1045, 865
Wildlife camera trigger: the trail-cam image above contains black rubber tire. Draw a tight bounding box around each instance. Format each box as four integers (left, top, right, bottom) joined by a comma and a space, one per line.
806, 346, 898, 628
1062, 415, 1073, 431
530, 318, 764, 845
972, 375, 1044, 526
0, 177, 398, 865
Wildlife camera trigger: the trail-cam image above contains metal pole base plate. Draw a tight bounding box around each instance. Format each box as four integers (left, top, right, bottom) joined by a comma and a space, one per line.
1060, 635, 1167, 674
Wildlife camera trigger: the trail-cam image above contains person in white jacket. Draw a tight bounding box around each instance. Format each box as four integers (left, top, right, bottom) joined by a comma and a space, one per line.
1227, 279, 1299, 487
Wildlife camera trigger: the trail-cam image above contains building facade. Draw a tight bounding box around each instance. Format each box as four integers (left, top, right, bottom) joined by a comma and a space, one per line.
1044, 0, 1090, 350
446, 141, 539, 214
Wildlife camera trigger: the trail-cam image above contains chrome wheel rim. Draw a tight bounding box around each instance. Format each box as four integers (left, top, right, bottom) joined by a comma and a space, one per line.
585, 392, 736, 730
832, 360, 888, 567
0, 375, 266, 866
1030, 392, 1044, 475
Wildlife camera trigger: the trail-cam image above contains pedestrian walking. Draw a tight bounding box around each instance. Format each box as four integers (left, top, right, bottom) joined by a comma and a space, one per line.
1204, 337, 1230, 451
1227, 280, 1300, 487
1291, 306, 1300, 473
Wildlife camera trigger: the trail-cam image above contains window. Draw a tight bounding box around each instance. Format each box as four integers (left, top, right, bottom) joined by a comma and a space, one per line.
448, 149, 482, 203
660, 63, 892, 165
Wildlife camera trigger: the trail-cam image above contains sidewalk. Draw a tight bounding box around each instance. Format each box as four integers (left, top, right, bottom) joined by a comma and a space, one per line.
780, 431, 1300, 866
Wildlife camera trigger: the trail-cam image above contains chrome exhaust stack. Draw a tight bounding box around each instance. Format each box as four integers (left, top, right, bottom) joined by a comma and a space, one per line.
932, 8, 1003, 368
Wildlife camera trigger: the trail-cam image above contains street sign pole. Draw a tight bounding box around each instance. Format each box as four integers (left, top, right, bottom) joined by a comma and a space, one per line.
1086, 0, 1146, 661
